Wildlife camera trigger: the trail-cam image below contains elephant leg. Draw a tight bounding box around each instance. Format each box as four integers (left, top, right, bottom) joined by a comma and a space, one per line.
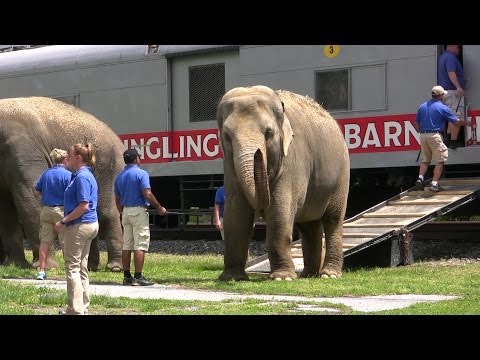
0, 234, 5, 263
321, 206, 345, 278
264, 189, 297, 280
219, 193, 253, 281
11, 184, 42, 264
95, 210, 123, 272
87, 236, 101, 271
266, 214, 297, 280
0, 202, 30, 268
297, 220, 324, 278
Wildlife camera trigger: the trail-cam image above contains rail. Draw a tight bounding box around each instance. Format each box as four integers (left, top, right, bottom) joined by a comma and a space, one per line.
148, 208, 216, 231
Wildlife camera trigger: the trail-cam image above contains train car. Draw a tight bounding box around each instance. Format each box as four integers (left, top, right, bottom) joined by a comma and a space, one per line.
0, 45, 478, 221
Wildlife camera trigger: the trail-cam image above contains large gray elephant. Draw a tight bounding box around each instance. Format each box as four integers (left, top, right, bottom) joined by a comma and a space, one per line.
216, 85, 350, 281
0, 97, 125, 271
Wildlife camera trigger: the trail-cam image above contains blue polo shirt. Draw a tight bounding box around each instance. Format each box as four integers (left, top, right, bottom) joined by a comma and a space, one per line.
64, 166, 98, 225
438, 50, 465, 90
34, 165, 71, 206
114, 164, 151, 207
415, 99, 458, 132
214, 186, 225, 218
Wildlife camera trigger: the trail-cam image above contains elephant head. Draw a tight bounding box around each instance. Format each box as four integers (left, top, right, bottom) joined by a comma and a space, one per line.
217, 85, 294, 212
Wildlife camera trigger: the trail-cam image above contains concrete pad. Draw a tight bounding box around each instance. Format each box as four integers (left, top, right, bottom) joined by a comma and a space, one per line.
4, 278, 458, 313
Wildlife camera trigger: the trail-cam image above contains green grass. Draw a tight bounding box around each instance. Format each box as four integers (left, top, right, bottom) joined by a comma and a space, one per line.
0, 251, 479, 314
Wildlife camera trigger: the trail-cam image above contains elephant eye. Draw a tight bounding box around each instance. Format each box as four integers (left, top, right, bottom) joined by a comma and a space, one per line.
223, 132, 231, 143
265, 128, 273, 141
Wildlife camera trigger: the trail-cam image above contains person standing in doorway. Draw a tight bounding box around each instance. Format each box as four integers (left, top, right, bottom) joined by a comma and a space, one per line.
55, 143, 99, 315
414, 86, 470, 192
114, 148, 167, 286
438, 45, 466, 149
213, 185, 225, 240
34, 148, 71, 280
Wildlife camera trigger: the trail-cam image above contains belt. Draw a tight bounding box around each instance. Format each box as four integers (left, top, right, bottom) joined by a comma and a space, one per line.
46, 205, 63, 207
421, 130, 442, 134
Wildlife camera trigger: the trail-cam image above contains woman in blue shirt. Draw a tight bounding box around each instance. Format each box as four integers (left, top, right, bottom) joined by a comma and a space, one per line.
55, 143, 99, 315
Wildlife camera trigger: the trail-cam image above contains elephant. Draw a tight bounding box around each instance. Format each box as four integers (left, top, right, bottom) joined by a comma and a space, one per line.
0, 97, 125, 272
216, 85, 350, 281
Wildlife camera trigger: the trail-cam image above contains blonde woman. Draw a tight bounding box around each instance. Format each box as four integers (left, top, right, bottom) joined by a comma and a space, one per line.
55, 143, 99, 315
34, 148, 71, 280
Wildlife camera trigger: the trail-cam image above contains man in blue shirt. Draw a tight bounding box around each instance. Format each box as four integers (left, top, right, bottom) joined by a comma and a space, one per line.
213, 185, 225, 240
114, 148, 167, 286
414, 86, 470, 192
438, 45, 465, 148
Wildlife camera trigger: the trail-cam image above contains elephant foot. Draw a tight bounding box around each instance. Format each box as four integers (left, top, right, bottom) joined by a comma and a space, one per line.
46, 258, 60, 269
268, 270, 297, 281
105, 261, 123, 272
4, 257, 31, 269
218, 270, 249, 281
320, 267, 342, 279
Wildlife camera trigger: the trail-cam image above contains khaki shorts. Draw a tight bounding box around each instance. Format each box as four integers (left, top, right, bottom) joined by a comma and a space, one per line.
39, 206, 65, 246
443, 90, 464, 119
420, 133, 448, 163
121, 206, 150, 251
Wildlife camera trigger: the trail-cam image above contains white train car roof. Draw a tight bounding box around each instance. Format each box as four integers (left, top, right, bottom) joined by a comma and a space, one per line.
0, 45, 238, 77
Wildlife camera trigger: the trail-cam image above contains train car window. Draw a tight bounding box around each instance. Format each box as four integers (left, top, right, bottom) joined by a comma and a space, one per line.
189, 63, 225, 122
315, 69, 349, 111
315, 63, 386, 113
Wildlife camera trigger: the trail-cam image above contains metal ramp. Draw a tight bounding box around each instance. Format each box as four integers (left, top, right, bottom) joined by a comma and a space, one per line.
245, 177, 480, 274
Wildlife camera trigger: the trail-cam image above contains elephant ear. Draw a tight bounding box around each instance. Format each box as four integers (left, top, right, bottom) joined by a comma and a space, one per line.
282, 112, 294, 157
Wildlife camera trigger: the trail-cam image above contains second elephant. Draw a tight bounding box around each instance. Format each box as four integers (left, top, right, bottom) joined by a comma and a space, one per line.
0, 97, 125, 271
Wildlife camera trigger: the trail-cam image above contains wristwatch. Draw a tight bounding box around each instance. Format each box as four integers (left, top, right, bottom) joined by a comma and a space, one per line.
60, 219, 66, 225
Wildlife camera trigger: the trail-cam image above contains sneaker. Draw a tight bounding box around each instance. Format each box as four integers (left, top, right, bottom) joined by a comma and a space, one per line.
132, 276, 154, 286
429, 183, 441, 192
122, 277, 133, 286
414, 178, 424, 191
36, 271, 46, 280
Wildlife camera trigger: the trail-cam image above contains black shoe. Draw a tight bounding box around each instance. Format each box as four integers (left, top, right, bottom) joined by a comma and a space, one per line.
132, 276, 154, 286
414, 178, 424, 191
123, 277, 134, 285
448, 140, 461, 149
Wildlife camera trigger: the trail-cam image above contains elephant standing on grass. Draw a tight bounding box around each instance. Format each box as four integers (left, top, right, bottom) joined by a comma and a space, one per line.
216, 85, 350, 281
0, 97, 125, 271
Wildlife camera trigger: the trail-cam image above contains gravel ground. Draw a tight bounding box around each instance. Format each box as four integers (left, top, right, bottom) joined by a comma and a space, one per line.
100, 239, 268, 258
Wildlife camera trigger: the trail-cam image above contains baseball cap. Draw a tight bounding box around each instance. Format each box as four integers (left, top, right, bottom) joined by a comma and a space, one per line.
123, 148, 140, 163
432, 85, 448, 96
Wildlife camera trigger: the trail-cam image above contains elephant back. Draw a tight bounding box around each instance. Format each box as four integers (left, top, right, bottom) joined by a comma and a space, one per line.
275, 89, 345, 146
0, 96, 125, 175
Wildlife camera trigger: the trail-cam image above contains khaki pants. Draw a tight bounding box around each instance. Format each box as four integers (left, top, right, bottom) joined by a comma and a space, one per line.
64, 222, 99, 315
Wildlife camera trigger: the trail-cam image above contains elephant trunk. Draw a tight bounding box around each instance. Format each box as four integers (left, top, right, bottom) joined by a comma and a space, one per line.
233, 143, 270, 211
254, 149, 270, 211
